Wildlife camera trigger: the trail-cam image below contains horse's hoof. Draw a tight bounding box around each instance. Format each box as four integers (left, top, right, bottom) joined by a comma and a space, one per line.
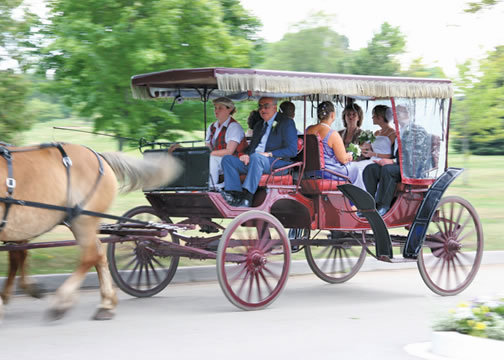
27, 284, 46, 299
46, 308, 67, 321
92, 308, 114, 321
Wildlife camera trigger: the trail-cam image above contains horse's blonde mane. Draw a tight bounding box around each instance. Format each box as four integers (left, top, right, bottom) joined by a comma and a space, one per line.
100, 152, 182, 193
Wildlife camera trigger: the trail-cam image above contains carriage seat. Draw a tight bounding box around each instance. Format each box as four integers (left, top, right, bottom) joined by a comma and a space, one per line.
240, 136, 304, 187
300, 134, 349, 194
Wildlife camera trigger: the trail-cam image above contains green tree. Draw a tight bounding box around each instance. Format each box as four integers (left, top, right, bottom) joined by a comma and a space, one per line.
259, 13, 350, 73
0, 70, 35, 143
452, 47, 504, 155
401, 58, 446, 78
348, 22, 406, 76
465, 0, 501, 13
38, 0, 260, 142
0, 0, 37, 142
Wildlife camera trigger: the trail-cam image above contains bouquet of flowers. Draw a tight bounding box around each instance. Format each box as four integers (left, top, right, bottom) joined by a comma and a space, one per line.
358, 130, 376, 144
346, 143, 361, 160
433, 295, 504, 341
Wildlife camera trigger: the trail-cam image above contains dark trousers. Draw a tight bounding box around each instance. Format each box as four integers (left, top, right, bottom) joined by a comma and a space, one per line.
363, 163, 401, 209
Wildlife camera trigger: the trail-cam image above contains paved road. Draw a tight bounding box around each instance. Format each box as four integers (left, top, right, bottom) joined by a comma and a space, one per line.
1, 263, 502, 360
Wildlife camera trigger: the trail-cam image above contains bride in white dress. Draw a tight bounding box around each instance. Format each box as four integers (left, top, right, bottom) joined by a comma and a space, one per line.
353, 105, 396, 190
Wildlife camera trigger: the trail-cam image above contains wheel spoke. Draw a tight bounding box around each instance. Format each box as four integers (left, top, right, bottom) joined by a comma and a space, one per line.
236, 269, 251, 297
448, 201, 455, 233
136, 263, 144, 288
454, 214, 472, 238
255, 273, 263, 302
262, 263, 281, 280
120, 253, 138, 271
229, 263, 248, 283
126, 260, 140, 283
147, 259, 161, 284
258, 270, 273, 293
457, 227, 476, 243
434, 221, 447, 240
145, 262, 151, 288
247, 272, 254, 302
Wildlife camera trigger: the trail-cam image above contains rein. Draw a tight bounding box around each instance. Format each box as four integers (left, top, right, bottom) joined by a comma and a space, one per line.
0, 143, 105, 231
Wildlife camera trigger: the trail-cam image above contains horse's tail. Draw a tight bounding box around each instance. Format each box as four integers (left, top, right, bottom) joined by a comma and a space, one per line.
100, 152, 183, 193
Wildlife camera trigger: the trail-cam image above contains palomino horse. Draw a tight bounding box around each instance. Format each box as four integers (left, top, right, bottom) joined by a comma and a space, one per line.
0, 143, 181, 320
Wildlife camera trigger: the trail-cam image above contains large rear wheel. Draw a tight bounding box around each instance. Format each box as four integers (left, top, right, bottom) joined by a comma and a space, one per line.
107, 206, 179, 297
418, 196, 483, 296
305, 230, 367, 284
217, 211, 291, 310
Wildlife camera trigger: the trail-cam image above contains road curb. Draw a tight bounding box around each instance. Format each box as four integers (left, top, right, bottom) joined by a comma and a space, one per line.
2, 251, 503, 294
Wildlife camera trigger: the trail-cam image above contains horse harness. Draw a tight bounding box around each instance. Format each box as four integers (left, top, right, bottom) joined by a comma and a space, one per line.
0, 143, 104, 232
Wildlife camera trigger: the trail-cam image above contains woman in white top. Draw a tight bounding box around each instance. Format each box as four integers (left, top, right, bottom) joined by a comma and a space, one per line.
205, 97, 246, 190
353, 105, 396, 190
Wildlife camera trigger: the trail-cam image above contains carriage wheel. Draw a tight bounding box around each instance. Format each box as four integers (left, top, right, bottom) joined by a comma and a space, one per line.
217, 210, 291, 310
305, 230, 367, 284
417, 196, 483, 296
107, 205, 179, 298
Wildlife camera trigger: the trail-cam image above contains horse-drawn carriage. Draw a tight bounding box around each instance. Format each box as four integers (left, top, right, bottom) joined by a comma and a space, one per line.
0, 68, 483, 317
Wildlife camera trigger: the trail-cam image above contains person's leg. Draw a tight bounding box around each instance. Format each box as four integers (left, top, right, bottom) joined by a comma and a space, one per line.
242, 153, 271, 195
208, 155, 222, 190
222, 155, 247, 192
363, 163, 381, 197
375, 164, 401, 212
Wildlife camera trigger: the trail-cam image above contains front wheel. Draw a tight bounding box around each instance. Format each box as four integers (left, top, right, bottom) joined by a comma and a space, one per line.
107, 205, 180, 297
217, 210, 291, 310
418, 196, 483, 296
305, 230, 367, 284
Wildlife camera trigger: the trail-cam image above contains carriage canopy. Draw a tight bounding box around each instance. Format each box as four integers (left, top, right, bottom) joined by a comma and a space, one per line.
131, 67, 453, 184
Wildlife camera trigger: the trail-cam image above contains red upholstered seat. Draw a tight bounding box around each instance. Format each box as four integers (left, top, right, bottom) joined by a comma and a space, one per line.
300, 178, 346, 193
300, 134, 350, 194
239, 173, 293, 186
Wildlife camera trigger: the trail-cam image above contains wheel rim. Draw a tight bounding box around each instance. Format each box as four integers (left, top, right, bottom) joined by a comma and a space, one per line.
217, 211, 290, 310
418, 196, 483, 296
305, 230, 366, 284
107, 206, 179, 297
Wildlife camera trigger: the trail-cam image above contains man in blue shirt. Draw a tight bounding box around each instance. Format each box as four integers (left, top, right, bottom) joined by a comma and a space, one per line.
221, 97, 298, 207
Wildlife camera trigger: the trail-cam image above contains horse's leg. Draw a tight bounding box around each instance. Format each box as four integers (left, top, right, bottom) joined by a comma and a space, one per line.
1, 250, 23, 305
17, 249, 45, 299
92, 239, 118, 320
48, 218, 117, 320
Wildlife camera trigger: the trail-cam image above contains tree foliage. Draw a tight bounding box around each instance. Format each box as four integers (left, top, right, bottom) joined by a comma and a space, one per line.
465, 0, 501, 13
38, 0, 261, 141
451, 46, 504, 155
0, 0, 37, 142
0, 70, 35, 142
259, 20, 407, 77
348, 22, 406, 76
259, 26, 350, 73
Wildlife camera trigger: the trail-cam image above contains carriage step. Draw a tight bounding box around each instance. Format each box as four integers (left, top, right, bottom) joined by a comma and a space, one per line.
378, 255, 417, 263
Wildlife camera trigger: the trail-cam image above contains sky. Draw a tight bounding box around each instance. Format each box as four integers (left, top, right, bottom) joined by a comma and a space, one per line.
240, 0, 504, 77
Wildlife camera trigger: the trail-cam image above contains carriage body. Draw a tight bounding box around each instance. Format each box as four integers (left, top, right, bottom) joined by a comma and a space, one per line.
106, 68, 483, 309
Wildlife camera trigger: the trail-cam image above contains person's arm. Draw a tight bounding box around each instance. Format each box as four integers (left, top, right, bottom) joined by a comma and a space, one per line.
210, 122, 243, 156
269, 118, 298, 158
211, 140, 239, 156
330, 131, 352, 164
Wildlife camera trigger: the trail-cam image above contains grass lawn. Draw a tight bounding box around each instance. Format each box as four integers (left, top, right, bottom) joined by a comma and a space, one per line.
0, 119, 502, 276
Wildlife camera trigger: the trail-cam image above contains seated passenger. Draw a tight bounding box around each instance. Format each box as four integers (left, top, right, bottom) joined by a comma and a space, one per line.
360, 105, 396, 160
306, 101, 359, 182
362, 105, 432, 216
352, 105, 395, 190
221, 97, 298, 207
338, 103, 364, 148
205, 97, 246, 190
245, 110, 262, 137
279, 101, 295, 119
